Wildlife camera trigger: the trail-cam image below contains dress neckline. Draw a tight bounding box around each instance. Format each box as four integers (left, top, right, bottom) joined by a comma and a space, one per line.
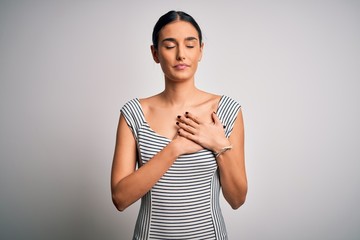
134, 95, 225, 141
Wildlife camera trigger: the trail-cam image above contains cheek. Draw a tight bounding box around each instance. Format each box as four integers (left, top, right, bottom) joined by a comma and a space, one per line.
193, 53, 202, 63
158, 56, 172, 73
158, 52, 172, 64
189, 50, 202, 61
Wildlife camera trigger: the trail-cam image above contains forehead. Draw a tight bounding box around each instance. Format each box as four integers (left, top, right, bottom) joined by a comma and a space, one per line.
159, 20, 199, 40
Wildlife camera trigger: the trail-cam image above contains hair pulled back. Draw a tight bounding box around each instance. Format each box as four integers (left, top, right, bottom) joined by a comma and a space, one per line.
152, 10, 203, 49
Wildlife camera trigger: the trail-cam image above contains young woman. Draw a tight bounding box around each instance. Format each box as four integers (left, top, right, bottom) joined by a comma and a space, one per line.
111, 10, 247, 240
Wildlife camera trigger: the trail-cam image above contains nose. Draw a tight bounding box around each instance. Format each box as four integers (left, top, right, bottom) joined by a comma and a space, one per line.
176, 45, 186, 61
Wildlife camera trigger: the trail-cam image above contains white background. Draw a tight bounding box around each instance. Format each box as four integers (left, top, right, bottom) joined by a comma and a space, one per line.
1, 0, 359, 239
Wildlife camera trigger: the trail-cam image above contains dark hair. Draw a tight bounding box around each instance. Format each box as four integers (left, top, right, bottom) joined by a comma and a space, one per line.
152, 10, 203, 49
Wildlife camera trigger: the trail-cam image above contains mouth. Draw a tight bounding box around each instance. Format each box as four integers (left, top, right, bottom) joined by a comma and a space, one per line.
174, 64, 190, 70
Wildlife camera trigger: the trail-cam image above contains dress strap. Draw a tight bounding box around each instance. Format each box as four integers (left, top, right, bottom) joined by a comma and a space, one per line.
120, 98, 146, 140
216, 95, 241, 138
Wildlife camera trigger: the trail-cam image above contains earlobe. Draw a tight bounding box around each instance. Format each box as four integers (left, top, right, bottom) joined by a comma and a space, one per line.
150, 45, 160, 63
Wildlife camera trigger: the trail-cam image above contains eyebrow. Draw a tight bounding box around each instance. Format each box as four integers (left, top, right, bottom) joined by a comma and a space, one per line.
161, 37, 198, 43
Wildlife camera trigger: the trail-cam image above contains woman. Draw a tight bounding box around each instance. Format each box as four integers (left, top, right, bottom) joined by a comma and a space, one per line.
111, 10, 247, 239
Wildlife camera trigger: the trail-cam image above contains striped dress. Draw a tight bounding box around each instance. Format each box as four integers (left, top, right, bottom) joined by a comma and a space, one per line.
120, 95, 241, 240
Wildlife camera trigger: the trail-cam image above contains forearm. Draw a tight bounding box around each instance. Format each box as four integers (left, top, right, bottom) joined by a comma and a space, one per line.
217, 151, 247, 209
112, 141, 180, 211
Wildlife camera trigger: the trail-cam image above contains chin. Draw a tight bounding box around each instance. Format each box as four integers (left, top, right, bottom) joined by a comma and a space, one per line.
170, 76, 193, 82
167, 72, 195, 82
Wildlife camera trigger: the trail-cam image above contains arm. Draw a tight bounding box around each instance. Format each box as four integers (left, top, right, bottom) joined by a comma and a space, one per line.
216, 110, 247, 209
111, 114, 202, 211
177, 110, 247, 209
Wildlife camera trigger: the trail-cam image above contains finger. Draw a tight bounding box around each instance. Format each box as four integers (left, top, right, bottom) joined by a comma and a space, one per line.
178, 114, 199, 128
184, 112, 201, 124
177, 121, 197, 135
178, 128, 198, 143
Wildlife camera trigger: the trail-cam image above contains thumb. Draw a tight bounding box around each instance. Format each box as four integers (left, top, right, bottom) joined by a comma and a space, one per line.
212, 111, 222, 125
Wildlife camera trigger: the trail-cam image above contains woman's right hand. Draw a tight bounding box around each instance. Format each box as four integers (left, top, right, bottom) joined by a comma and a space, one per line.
171, 133, 204, 156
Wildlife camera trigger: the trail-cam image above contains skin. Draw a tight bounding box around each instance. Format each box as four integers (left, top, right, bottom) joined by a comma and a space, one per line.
111, 20, 247, 211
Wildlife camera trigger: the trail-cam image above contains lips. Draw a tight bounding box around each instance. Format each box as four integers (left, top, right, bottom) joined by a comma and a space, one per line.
174, 64, 189, 70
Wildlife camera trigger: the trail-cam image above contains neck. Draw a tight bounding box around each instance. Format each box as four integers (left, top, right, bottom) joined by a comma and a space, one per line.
160, 78, 202, 107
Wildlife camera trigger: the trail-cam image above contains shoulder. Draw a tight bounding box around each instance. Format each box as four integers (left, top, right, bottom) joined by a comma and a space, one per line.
120, 98, 144, 134
137, 94, 162, 114
219, 95, 241, 108
121, 98, 140, 112
217, 95, 242, 121
138, 94, 158, 102
195, 91, 222, 108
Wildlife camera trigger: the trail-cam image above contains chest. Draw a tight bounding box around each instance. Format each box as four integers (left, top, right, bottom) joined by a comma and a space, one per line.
145, 106, 214, 140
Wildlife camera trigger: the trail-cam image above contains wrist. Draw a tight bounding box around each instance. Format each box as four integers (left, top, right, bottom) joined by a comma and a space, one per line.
167, 139, 182, 158
214, 145, 232, 158
212, 139, 231, 154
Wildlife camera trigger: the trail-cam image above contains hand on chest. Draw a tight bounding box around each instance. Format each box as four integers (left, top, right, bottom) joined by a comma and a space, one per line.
145, 106, 216, 140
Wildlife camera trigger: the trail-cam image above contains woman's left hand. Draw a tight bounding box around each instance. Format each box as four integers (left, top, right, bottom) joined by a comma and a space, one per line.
177, 112, 231, 153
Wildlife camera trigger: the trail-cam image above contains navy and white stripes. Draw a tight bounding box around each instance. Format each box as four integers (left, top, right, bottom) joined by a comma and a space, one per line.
120, 95, 241, 240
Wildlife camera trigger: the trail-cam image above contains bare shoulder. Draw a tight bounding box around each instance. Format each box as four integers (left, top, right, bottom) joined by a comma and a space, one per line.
138, 94, 162, 113
197, 91, 222, 110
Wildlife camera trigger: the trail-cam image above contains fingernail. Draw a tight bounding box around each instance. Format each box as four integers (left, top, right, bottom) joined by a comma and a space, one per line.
177, 115, 181, 119
223, 125, 226, 128
213, 111, 216, 114
176, 122, 179, 125
185, 111, 189, 114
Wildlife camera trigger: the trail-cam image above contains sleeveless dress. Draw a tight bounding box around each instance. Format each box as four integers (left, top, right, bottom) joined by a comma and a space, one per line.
120, 95, 241, 240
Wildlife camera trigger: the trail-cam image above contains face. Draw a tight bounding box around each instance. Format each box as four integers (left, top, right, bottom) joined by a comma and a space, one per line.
151, 20, 204, 82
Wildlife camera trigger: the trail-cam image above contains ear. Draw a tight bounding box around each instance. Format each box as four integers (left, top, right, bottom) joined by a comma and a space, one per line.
198, 42, 204, 62
151, 45, 160, 63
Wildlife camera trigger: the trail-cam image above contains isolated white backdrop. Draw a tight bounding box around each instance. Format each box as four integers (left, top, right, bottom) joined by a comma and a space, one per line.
0, 1, 359, 239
